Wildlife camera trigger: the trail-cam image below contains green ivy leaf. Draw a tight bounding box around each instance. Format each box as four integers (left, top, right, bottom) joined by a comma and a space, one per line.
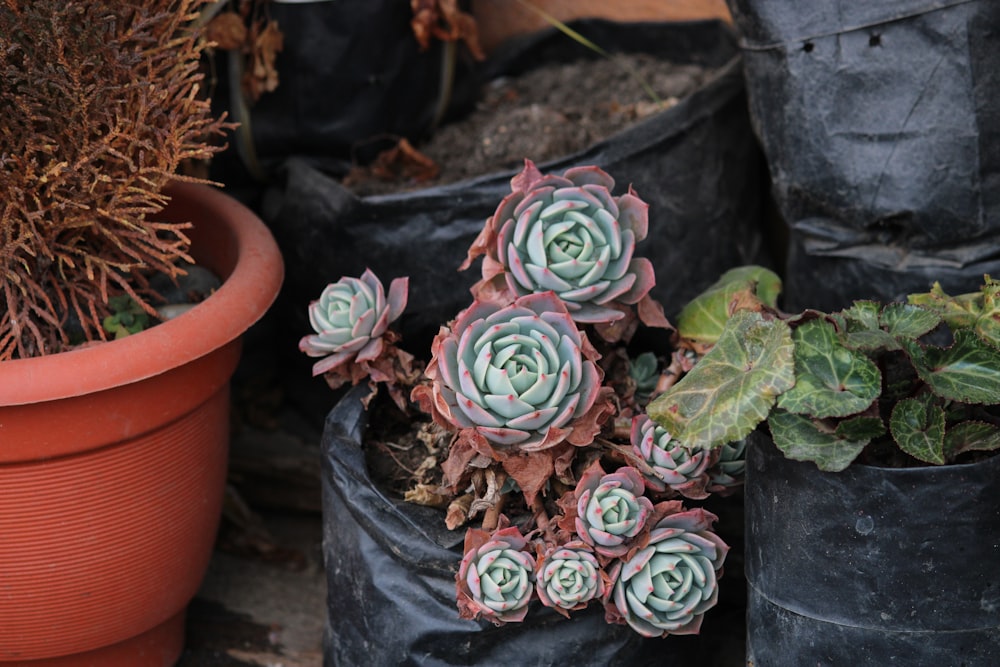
647, 309, 794, 450
943, 421, 1000, 460
768, 409, 868, 471
902, 329, 1000, 404
889, 396, 946, 465
834, 415, 886, 442
908, 281, 983, 330
841, 301, 882, 331
776, 319, 881, 419
676, 266, 782, 346
879, 303, 941, 339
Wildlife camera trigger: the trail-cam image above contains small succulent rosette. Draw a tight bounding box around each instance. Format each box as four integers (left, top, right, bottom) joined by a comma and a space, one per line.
573, 461, 654, 559
461, 159, 669, 339
413, 291, 614, 502
457, 524, 536, 625
299, 269, 414, 407
606, 503, 729, 637
534, 541, 606, 617
630, 413, 718, 500
706, 438, 747, 495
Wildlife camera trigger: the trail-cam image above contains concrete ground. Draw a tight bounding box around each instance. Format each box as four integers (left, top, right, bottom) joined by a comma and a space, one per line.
177, 510, 326, 667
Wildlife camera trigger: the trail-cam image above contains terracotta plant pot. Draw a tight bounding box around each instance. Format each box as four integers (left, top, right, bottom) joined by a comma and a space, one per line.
0, 183, 284, 666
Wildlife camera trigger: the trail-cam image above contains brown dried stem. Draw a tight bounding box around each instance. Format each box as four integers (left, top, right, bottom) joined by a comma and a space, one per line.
0, 0, 230, 360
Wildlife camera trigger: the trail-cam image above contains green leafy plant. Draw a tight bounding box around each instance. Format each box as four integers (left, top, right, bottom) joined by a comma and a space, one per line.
0, 0, 229, 360
102, 295, 152, 340
648, 272, 1000, 471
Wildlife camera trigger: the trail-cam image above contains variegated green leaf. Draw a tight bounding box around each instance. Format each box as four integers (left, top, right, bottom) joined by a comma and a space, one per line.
647, 310, 794, 450
908, 281, 982, 330
776, 319, 881, 418
943, 421, 1000, 460
902, 329, 1000, 404
880, 303, 941, 339
676, 266, 782, 346
834, 415, 886, 442
768, 409, 868, 472
840, 301, 881, 331
889, 396, 946, 465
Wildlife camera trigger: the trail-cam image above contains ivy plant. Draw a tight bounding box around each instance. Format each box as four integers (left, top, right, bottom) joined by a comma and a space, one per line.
648, 276, 1000, 471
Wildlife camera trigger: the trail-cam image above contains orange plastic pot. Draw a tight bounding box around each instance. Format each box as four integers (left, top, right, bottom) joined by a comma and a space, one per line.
0, 183, 284, 666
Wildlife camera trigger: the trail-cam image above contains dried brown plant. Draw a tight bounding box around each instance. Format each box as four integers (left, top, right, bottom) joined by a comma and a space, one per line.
0, 0, 230, 360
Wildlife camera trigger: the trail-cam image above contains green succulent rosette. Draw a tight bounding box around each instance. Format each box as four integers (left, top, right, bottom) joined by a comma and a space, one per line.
299, 268, 407, 377
462, 160, 656, 325
574, 461, 653, 558
630, 414, 717, 500
534, 541, 606, 615
457, 525, 536, 625
607, 504, 728, 637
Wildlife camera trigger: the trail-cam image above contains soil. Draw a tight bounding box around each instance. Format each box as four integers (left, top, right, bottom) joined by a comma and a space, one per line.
344, 54, 714, 196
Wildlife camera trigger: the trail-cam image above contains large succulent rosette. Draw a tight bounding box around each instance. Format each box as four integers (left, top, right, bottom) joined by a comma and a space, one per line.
607, 504, 728, 637
457, 525, 536, 625
299, 269, 408, 379
462, 160, 659, 326
574, 462, 654, 558
534, 541, 606, 615
631, 414, 717, 500
418, 291, 608, 454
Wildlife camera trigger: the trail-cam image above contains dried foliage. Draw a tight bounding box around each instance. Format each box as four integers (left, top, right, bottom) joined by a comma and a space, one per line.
410, 0, 485, 61
205, 0, 284, 104
0, 0, 229, 360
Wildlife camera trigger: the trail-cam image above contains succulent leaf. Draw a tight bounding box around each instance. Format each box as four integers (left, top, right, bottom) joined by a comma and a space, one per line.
646, 310, 795, 450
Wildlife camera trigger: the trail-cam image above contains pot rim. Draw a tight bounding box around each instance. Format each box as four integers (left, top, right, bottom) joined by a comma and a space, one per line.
0, 182, 284, 406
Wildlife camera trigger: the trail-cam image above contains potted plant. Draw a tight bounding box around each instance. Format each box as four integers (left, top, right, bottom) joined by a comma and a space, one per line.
0, 2, 283, 665
646, 271, 1000, 664
304, 160, 759, 664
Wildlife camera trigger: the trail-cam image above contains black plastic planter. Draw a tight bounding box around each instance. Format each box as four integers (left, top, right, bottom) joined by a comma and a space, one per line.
321, 385, 714, 666
726, 0, 1000, 311
744, 433, 1000, 665
263, 19, 769, 364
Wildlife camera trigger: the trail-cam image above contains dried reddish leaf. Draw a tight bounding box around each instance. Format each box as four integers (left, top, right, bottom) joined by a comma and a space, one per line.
242, 19, 283, 103
205, 11, 247, 50
410, 0, 485, 60
500, 451, 555, 506
373, 138, 441, 183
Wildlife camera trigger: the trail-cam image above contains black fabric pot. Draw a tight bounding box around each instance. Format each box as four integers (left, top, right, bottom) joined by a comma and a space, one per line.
321, 385, 709, 666
263, 19, 769, 415
744, 432, 1000, 665
726, 0, 1000, 311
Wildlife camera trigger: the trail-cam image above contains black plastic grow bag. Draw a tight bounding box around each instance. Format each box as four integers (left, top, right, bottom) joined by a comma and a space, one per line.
262, 19, 769, 362
744, 433, 1000, 665
321, 385, 703, 666
726, 0, 1000, 311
